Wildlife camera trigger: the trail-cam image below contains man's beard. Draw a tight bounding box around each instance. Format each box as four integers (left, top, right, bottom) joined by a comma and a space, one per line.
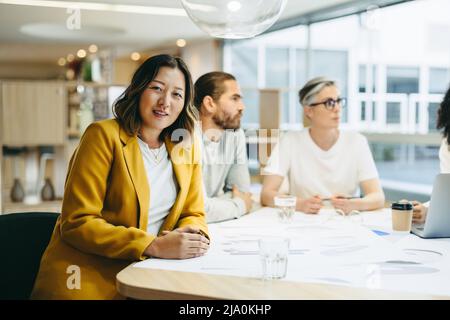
212, 111, 242, 130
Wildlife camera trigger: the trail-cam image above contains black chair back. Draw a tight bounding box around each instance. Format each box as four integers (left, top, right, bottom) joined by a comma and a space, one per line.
0, 212, 58, 300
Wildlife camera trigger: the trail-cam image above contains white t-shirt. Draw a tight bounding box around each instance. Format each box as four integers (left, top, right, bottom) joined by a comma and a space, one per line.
137, 137, 178, 236
263, 129, 379, 199
439, 138, 450, 173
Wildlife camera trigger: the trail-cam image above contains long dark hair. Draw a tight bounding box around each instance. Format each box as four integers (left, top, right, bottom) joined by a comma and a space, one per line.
113, 54, 196, 143
437, 86, 450, 146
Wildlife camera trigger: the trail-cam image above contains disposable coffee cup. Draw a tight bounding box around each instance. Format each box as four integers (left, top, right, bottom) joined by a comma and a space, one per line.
391, 201, 413, 232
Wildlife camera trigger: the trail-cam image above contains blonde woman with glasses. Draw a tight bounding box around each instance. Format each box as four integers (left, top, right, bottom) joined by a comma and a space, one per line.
261, 76, 385, 214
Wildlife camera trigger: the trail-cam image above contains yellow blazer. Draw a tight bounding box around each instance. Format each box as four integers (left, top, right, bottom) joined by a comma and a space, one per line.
31, 119, 208, 299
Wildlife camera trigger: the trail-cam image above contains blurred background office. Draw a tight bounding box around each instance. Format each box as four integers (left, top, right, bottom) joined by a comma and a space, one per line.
1, 0, 449, 214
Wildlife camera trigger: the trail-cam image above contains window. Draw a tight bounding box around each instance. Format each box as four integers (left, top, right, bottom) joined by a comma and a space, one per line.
359, 65, 366, 93
230, 44, 258, 127
386, 102, 401, 124
429, 68, 450, 94
359, 65, 377, 93
361, 101, 366, 121
386, 67, 419, 94
372, 102, 377, 121
415, 102, 420, 124
230, 45, 258, 87
370, 142, 439, 202
223, 0, 450, 200
265, 48, 291, 126
281, 91, 290, 125
241, 89, 259, 127
428, 103, 440, 131
311, 50, 348, 96
311, 50, 349, 123
265, 48, 289, 88
295, 48, 349, 123
295, 49, 307, 88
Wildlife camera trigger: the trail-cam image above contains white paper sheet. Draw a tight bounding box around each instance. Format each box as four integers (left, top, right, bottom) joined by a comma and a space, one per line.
133, 207, 450, 297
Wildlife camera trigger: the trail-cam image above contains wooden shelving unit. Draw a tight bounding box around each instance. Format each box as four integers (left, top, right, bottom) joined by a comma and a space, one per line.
0, 80, 126, 213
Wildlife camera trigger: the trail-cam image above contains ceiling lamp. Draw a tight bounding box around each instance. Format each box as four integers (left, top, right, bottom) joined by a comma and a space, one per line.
88, 44, 98, 53
176, 39, 187, 47
181, 0, 287, 39
77, 49, 87, 58
131, 52, 141, 61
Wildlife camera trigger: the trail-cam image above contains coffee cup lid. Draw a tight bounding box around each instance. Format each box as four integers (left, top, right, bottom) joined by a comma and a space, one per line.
391, 202, 413, 210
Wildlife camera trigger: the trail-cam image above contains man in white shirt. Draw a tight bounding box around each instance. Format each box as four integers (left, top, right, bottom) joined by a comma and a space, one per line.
194, 72, 252, 223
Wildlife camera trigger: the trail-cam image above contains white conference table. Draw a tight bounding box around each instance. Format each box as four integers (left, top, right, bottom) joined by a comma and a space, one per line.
116, 207, 450, 299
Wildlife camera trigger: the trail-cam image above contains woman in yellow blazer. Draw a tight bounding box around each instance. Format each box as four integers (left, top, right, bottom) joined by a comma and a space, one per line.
31, 54, 210, 299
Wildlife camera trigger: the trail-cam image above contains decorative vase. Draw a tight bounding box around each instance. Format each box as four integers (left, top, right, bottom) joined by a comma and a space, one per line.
41, 178, 55, 201
10, 178, 25, 202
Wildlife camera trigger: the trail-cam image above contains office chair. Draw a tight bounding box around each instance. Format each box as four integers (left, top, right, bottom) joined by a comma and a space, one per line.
0, 212, 59, 300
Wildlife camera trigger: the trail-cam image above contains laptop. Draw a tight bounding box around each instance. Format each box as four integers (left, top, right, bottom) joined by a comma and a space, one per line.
411, 173, 450, 238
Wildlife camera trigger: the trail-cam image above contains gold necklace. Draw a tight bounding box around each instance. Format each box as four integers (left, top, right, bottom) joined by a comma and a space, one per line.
138, 134, 163, 164
149, 146, 162, 164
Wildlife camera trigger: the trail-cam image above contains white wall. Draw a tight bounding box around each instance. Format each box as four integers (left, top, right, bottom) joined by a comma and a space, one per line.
181, 39, 222, 82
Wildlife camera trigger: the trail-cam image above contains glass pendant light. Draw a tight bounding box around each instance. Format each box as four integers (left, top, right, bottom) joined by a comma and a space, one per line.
181, 0, 287, 39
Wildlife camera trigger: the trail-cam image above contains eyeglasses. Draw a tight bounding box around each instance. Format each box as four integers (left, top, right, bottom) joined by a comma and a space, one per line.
309, 97, 347, 110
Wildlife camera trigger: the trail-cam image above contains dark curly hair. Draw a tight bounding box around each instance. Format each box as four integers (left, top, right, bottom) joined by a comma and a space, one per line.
437, 86, 450, 146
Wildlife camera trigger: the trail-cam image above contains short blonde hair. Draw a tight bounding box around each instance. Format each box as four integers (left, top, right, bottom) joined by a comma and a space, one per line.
299, 77, 336, 107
